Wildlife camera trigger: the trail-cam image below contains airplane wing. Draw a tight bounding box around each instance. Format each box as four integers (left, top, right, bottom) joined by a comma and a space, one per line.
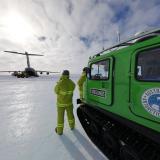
36, 70, 60, 75
0, 70, 24, 77
0, 70, 60, 76
0, 70, 22, 73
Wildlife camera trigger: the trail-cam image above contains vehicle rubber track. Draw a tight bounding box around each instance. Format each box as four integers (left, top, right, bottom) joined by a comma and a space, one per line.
77, 105, 160, 160
77, 106, 120, 160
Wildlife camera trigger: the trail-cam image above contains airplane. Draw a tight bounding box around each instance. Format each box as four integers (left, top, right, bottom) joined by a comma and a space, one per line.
0, 50, 60, 78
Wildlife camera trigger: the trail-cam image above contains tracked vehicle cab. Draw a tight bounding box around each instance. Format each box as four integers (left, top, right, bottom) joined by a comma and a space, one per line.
77, 28, 160, 160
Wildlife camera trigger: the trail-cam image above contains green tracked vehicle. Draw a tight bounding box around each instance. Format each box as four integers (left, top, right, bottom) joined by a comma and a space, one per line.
77, 28, 160, 160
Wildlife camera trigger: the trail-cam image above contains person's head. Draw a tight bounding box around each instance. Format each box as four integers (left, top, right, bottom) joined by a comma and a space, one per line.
83, 67, 87, 72
62, 70, 70, 77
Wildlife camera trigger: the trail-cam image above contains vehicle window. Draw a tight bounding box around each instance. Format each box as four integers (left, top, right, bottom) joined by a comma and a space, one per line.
137, 48, 160, 81
90, 60, 109, 80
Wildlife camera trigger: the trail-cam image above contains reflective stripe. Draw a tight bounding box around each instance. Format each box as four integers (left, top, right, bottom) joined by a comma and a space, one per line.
57, 123, 64, 128
68, 119, 74, 124
57, 103, 73, 107
59, 91, 73, 96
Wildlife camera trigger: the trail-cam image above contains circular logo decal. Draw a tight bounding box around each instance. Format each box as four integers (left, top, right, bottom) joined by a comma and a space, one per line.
141, 88, 160, 118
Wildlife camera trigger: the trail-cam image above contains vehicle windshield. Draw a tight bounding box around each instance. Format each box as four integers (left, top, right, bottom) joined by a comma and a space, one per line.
137, 47, 160, 81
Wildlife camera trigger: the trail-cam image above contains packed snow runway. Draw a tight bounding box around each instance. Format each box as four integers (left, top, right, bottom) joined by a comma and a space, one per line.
0, 75, 107, 160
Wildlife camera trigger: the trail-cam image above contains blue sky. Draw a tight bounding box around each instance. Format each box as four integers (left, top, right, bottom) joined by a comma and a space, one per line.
0, 0, 159, 73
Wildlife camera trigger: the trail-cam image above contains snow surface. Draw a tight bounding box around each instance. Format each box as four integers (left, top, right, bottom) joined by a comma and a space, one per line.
0, 75, 108, 160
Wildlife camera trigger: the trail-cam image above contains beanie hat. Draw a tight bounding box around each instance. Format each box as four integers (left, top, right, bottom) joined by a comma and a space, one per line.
62, 70, 69, 76
83, 67, 87, 72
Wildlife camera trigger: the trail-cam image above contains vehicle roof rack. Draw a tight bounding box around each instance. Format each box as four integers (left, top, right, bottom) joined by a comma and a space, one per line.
94, 28, 160, 57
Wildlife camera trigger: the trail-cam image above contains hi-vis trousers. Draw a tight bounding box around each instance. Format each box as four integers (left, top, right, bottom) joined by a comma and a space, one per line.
57, 104, 75, 134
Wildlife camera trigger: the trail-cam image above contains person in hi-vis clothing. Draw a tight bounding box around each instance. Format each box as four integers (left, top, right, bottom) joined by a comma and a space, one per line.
54, 70, 75, 135
77, 67, 87, 100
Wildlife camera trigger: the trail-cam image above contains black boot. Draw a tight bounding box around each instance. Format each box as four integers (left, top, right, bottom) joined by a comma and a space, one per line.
55, 127, 63, 135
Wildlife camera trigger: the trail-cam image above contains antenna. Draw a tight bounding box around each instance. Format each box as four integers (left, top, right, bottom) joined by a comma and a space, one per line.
117, 30, 120, 43
102, 18, 105, 50
4, 51, 44, 68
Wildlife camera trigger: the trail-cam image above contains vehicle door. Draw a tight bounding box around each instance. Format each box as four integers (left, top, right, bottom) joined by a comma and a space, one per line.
87, 57, 113, 106
130, 46, 160, 122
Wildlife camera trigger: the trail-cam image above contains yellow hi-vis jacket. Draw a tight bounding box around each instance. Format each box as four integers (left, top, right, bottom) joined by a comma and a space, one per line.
54, 75, 75, 107
77, 71, 86, 99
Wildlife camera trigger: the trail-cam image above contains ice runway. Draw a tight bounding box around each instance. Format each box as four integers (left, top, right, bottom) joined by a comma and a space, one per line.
0, 75, 107, 160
